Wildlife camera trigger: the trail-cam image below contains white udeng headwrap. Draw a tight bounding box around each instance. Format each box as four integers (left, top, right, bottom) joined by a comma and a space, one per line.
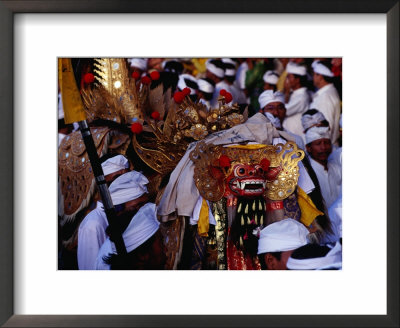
286, 241, 342, 270
263, 70, 279, 85
127, 58, 148, 71
197, 79, 215, 94
257, 219, 309, 254
101, 155, 129, 176
108, 171, 149, 205
305, 126, 330, 144
178, 74, 198, 95
286, 62, 307, 76
258, 90, 285, 109
206, 60, 224, 78
301, 110, 327, 131
111, 203, 160, 253
313, 62, 334, 77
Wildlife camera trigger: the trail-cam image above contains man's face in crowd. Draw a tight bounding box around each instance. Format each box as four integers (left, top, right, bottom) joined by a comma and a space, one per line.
264, 250, 293, 270
262, 101, 286, 124
286, 73, 299, 90
306, 138, 332, 164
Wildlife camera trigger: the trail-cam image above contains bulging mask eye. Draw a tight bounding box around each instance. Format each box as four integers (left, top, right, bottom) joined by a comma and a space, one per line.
235, 166, 246, 177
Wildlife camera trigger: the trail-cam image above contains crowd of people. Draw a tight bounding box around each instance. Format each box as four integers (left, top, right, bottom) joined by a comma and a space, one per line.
58, 57, 342, 270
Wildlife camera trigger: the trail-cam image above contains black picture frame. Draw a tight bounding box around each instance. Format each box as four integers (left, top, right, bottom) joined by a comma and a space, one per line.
1, 1, 398, 327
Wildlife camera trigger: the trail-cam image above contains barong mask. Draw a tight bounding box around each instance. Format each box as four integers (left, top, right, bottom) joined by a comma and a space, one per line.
190, 141, 304, 202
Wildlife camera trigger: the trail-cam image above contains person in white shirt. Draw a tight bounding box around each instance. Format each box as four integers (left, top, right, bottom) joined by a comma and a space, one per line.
77, 167, 149, 270
258, 90, 305, 150
222, 62, 247, 105
205, 59, 226, 108
262, 70, 279, 92
282, 62, 310, 142
310, 61, 341, 145
305, 126, 342, 209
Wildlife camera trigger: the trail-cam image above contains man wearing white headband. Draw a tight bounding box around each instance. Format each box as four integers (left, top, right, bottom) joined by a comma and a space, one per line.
77, 169, 149, 270
178, 74, 199, 101
286, 241, 342, 270
258, 90, 305, 150
219, 62, 247, 105
257, 218, 310, 270
263, 70, 279, 92
310, 60, 341, 145
206, 59, 227, 108
197, 78, 215, 110
96, 202, 166, 270
305, 125, 341, 208
282, 62, 310, 142
127, 58, 148, 77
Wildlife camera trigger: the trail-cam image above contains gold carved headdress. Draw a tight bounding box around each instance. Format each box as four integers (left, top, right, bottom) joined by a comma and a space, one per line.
80, 58, 249, 175
190, 141, 305, 201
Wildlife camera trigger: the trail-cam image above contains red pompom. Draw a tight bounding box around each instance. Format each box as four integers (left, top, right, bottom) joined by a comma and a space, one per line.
141, 76, 151, 85
218, 155, 231, 168
151, 111, 160, 120
173, 92, 185, 104
131, 71, 140, 80
224, 92, 233, 103
182, 87, 191, 96
260, 158, 270, 171
219, 89, 227, 96
83, 73, 95, 84
130, 122, 143, 134
150, 71, 160, 81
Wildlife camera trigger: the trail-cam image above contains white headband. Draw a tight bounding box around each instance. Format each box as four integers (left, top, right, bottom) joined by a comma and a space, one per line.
111, 203, 160, 253
101, 155, 129, 176
286, 62, 307, 76
109, 171, 149, 205
206, 61, 225, 78
263, 70, 279, 85
127, 58, 148, 71
305, 126, 330, 144
178, 74, 197, 95
225, 68, 236, 77
257, 219, 309, 254
258, 90, 285, 109
197, 79, 214, 94
313, 62, 334, 77
286, 241, 342, 270
301, 111, 327, 131
221, 58, 236, 66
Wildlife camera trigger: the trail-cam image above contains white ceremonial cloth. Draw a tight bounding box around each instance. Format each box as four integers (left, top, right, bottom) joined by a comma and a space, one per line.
77, 202, 108, 270
283, 87, 310, 143
158, 113, 289, 220
189, 196, 217, 226
309, 157, 342, 208
309, 84, 341, 144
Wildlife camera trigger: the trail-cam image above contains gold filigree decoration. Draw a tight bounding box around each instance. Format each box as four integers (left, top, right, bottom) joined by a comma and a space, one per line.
190, 141, 304, 202
265, 142, 305, 200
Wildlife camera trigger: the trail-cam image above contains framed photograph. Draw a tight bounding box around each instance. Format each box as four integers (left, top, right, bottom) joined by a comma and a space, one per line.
1, 1, 398, 327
